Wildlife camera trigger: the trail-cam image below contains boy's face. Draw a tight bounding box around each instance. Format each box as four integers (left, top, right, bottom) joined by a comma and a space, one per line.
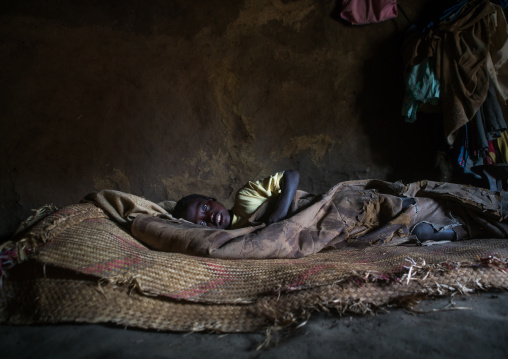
182, 197, 231, 229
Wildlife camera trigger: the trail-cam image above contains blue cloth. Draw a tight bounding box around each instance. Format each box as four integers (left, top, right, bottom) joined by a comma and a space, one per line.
402, 58, 441, 122
458, 125, 469, 169
422, 1, 469, 31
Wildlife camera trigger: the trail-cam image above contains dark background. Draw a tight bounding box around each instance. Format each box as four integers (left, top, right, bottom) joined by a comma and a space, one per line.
0, 0, 494, 239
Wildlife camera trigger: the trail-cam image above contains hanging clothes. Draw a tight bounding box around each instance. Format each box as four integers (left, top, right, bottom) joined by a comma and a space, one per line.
453, 122, 484, 183
497, 130, 508, 163
453, 81, 507, 177
402, 0, 508, 144
481, 81, 508, 140
340, 0, 398, 25
401, 58, 441, 122
456, 124, 470, 169
470, 82, 506, 160
487, 140, 496, 164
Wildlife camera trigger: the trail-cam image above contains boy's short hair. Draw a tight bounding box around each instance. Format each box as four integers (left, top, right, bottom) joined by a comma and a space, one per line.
173, 194, 214, 219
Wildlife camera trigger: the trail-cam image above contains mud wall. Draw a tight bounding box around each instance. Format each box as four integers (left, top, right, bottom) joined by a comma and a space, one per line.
1, 0, 453, 238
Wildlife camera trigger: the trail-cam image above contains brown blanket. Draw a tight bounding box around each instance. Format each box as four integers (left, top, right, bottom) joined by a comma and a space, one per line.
84, 179, 508, 259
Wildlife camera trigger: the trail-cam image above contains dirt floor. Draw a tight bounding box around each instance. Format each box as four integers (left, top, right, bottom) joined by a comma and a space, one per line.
2, 291, 507, 359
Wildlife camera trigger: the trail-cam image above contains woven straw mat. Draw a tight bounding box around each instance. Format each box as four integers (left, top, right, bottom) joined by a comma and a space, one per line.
1, 203, 507, 332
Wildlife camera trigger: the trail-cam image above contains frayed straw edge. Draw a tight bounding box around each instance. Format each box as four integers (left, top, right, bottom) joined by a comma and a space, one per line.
257, 255, 508, 349
12, 204, 59, 237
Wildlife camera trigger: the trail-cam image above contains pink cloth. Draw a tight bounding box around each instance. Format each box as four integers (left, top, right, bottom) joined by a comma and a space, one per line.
340, 0, 398, 25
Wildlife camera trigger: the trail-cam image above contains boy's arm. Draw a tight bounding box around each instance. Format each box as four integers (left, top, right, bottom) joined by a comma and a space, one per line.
266, 170, 300, 225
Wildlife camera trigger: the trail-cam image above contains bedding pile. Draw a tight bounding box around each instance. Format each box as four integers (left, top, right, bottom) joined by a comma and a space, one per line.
95, 180, 508, 259
1, 182, 508, 332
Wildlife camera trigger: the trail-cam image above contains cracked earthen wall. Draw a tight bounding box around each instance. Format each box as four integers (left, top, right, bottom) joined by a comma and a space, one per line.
0, 0, 452, 238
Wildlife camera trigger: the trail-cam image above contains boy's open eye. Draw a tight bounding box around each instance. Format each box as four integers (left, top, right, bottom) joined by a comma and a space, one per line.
202, 204, 208, 211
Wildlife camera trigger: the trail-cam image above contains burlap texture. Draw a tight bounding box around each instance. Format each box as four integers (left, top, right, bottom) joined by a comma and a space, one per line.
1, 203, 507, 332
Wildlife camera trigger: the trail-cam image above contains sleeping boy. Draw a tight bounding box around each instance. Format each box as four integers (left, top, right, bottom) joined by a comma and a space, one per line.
172, 170, 300, 230
172, 170, 457, 242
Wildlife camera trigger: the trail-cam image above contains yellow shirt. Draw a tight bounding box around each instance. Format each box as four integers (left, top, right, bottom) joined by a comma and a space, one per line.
230, 172, 284, 229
